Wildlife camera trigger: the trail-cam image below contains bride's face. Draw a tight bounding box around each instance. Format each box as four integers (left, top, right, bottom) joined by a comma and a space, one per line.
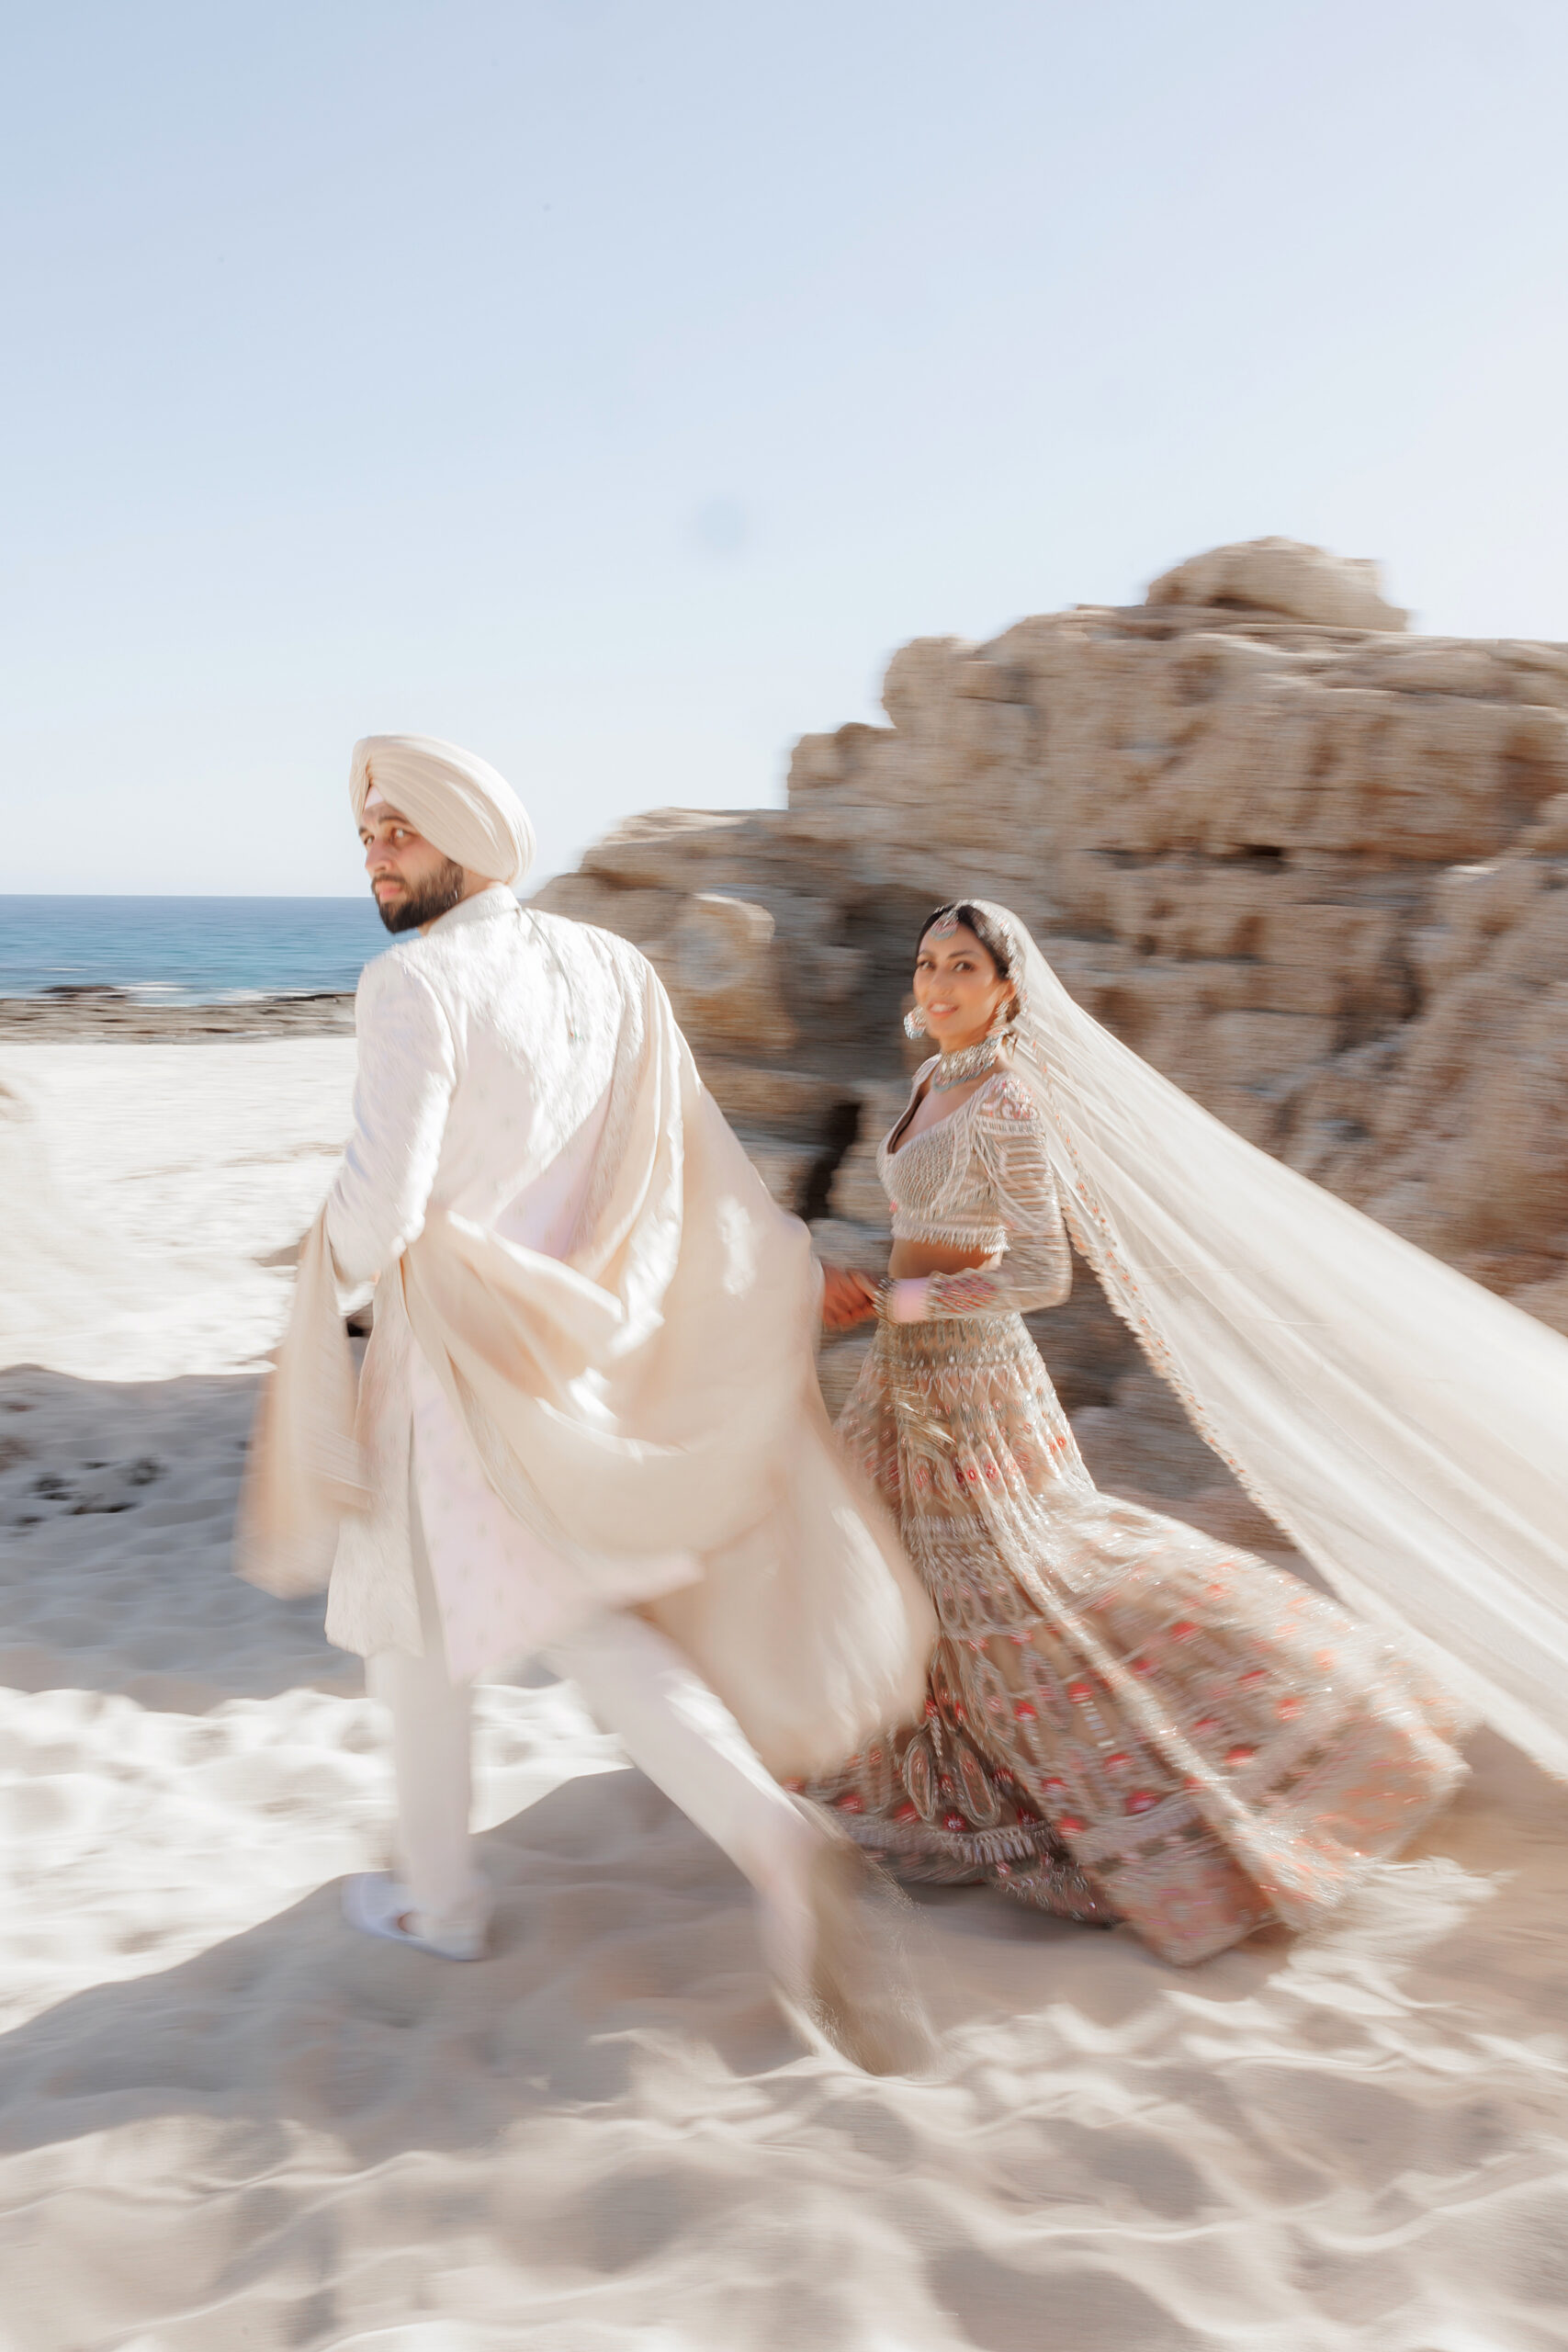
913, 923, 1014, 1054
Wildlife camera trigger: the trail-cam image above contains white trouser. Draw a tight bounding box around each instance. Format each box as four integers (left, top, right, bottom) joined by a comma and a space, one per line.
367, 1502, 817, 1943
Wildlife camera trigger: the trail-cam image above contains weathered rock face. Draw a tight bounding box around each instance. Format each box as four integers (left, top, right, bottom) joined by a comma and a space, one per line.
1145, 537, 1410, 633
536, 537, 1568, 1526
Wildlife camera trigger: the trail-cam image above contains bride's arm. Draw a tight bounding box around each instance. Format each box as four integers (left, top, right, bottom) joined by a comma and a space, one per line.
881, 1076, 1071, 1322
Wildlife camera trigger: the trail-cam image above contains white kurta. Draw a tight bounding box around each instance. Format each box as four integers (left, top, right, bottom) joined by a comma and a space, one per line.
323, 888, 697, 1672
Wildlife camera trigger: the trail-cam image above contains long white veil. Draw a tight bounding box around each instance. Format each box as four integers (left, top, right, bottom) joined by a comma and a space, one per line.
971, 900, 1568, 1778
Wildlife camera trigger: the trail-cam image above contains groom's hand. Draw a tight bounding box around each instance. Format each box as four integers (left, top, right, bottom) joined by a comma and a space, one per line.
821, 1266, 878, 1330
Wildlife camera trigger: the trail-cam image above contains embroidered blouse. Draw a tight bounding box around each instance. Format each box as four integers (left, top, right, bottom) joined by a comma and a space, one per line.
879, 1062, 1072, 1322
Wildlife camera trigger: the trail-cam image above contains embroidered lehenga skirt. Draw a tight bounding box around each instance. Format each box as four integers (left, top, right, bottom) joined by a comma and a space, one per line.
803, 1312, 1471, 1965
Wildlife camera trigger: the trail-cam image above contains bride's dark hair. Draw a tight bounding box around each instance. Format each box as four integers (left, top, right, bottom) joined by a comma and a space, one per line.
915, 903, 1013, 978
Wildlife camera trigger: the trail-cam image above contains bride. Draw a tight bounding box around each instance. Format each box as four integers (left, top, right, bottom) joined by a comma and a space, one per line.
808, 900, 1568, 1964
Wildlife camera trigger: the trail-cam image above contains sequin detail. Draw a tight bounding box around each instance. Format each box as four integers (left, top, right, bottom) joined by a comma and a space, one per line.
882, 1069, 1073, 1320
805, 1091, 1470, 1966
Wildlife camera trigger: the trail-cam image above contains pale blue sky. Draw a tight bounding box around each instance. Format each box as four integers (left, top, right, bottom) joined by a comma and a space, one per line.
5, 1, 1566, 893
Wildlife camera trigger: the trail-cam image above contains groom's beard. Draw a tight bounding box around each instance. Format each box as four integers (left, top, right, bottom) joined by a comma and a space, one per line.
375, 857, 467, 934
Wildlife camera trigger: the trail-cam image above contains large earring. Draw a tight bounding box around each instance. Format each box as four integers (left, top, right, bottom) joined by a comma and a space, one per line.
986, 995, 1016, 1042
904, 1005, 928, 1040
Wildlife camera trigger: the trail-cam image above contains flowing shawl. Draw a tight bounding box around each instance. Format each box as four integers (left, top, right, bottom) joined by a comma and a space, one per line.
970, 900, 1568, 1777
238, 943, 934, 1778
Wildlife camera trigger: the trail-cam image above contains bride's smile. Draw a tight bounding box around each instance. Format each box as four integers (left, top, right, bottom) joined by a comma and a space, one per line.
807, 897, 1477, 1965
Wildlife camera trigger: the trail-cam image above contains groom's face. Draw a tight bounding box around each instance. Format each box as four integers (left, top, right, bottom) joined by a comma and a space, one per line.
358, 804, 466, 933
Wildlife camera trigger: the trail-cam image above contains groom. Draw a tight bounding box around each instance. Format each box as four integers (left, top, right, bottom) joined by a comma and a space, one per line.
255, 734, 932, 2072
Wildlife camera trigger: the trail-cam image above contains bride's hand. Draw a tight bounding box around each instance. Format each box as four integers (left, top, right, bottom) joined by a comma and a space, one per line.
820, 1265, 878, 1330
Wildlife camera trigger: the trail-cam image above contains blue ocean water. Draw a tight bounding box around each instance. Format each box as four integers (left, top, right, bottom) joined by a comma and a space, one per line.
0, 897, 392, 1002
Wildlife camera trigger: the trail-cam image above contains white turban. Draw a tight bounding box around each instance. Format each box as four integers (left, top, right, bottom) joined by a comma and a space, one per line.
349, 734, 536, 887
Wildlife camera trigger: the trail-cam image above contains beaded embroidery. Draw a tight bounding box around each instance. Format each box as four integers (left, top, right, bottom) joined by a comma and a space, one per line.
883, 1068, 1072, 1320
803, 1069, 1470, 1963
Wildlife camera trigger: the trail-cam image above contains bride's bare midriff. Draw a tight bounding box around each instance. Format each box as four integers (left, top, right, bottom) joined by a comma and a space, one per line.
888, 1239, 993, 1278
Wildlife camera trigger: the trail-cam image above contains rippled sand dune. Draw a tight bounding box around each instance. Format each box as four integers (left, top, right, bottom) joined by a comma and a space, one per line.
3, 1039, 1567, 2350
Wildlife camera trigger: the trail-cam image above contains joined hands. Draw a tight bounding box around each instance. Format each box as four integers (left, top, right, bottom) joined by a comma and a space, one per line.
820, 1265, 879, 1331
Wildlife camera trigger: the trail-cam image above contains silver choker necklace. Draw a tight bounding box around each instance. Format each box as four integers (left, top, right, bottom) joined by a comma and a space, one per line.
929, 1037, 1003, 1091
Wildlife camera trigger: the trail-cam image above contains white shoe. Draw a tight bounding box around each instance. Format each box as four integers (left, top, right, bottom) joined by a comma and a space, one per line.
762, 1809, 934, 2076
342, 1871, 489, 1962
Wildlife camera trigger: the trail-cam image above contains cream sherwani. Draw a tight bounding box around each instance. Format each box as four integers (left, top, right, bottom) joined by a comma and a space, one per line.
241, 735, 933, 2011
323, 886, 698, 1676
315, 884, 821, 1945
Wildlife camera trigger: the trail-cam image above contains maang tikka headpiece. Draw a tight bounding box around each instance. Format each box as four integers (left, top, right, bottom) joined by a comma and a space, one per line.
906, 907, 961, 1035
906, 904, 1028, 1043
906, 903, 1032, 1042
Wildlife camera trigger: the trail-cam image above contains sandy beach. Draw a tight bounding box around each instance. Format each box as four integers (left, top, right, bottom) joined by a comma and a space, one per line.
3, 1025, 1567, 2352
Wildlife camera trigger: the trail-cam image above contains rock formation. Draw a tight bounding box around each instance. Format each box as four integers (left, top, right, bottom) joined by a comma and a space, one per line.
536, 537, 1568, 1533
